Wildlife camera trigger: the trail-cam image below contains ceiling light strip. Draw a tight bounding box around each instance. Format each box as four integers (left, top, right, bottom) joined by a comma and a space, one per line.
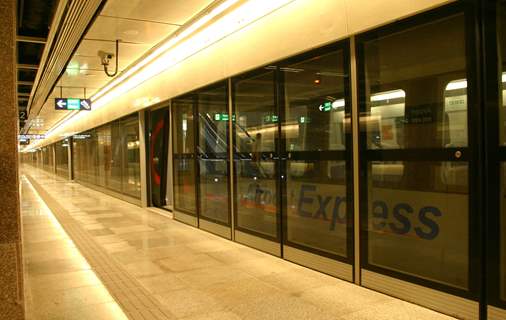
23, 0, 104, 133
26, 0, 296, 151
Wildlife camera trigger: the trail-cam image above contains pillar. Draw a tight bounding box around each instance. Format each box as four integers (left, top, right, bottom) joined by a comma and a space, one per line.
0, 0, 24, 318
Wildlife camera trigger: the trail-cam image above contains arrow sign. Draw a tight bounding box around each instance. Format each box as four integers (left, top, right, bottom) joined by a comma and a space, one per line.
55, 98, 92, 111
55, 98, 67, 110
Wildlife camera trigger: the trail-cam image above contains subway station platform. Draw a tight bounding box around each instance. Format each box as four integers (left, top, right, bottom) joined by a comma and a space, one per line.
20, 165, 455, 320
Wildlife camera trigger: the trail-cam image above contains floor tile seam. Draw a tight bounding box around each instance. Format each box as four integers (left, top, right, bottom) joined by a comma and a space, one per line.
24, 172, 173, 320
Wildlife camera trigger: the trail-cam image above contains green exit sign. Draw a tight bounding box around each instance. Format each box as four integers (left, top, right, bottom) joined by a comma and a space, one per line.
67, 98, 81, 110
299, 116, 311, 124
263, 114, 278, 123
214, 113, 232, 121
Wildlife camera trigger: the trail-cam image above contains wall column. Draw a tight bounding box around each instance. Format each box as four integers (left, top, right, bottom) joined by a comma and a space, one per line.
0, 0, 24, 318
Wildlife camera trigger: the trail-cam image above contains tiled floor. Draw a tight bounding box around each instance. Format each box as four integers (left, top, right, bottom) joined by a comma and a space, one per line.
21, 165, 458, 320
21, 175, 128, 320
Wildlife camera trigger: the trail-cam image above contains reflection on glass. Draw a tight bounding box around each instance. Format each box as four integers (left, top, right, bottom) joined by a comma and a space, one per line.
283, 51, 347, 152
71, 115, 141, 199
361, 14, 470, 289
96, 125, 112, 187
363, 14, 467, 149
368, 161, 469, 289
149, 108, 169, 208
110, 121, 123, 191
286, 161, 347, 255
122, 117, 141, 198
235, 71, 278, 237
75, 130, 97, 184
197, 82, 230, 224
283, 49, 349, 256
55, 139, 69, 178
173, 98, 197, 214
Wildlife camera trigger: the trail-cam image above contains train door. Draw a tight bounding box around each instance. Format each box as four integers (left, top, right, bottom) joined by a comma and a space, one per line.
356, 5, 480, 320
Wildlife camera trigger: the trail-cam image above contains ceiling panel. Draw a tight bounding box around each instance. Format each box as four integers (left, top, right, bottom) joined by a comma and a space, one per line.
29, 0, 216, 136
100, 0, 213, 25
57, 70, 110, 91
86, 16, 179, 44
66, 54, 130, 73
74, 40, 150, 62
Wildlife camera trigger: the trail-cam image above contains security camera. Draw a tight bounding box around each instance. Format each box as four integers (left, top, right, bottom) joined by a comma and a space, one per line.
98, 50, 114, 66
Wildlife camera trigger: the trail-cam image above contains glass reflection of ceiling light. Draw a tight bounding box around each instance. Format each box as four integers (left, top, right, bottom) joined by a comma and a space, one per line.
28, 0, 296, 150
370, 90, 405, 102
280, 67, 304, 73
317, 71, 346, 77
446, 80, 467, 91
332, 99, 345, 109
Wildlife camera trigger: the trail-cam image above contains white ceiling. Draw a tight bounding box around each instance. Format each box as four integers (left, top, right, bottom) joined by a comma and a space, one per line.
30, 0, 214, 134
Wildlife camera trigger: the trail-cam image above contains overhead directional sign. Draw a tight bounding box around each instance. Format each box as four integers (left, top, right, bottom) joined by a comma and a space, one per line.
55, 98, 92, 111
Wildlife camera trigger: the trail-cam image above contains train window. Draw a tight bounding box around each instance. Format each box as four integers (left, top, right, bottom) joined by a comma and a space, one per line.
444, 79, 468, 148
368, 89, 405, 149
362, 14, 467, 150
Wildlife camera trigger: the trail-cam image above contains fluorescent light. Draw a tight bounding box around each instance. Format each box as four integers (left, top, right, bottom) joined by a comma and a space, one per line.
91, 0, 241, 103
371, 90, 405, 102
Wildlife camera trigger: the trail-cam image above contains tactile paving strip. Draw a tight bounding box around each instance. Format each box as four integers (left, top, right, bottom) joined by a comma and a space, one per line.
25, 175, 174, 320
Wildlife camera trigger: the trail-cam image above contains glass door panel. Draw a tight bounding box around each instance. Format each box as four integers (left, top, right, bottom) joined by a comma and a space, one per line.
110, 121, 123, 192
173, 97, 197, 214
488, 1, 506, 316
281, 46, 352, 261
197, 82, 230, 225
358, 10, 477, 301
233, 70, 279, 239
149, 108, 170, 208
121, 116, 141, 198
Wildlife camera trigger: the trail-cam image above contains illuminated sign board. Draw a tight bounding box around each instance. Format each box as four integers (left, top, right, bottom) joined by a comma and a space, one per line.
55, 98, 92, 111
318, 99, 345, 112
18, 134, 45, 140
214, 113, 235, 121
73, 134, 92, 140
263, 114, 278, 123
299, 116, 311, 124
